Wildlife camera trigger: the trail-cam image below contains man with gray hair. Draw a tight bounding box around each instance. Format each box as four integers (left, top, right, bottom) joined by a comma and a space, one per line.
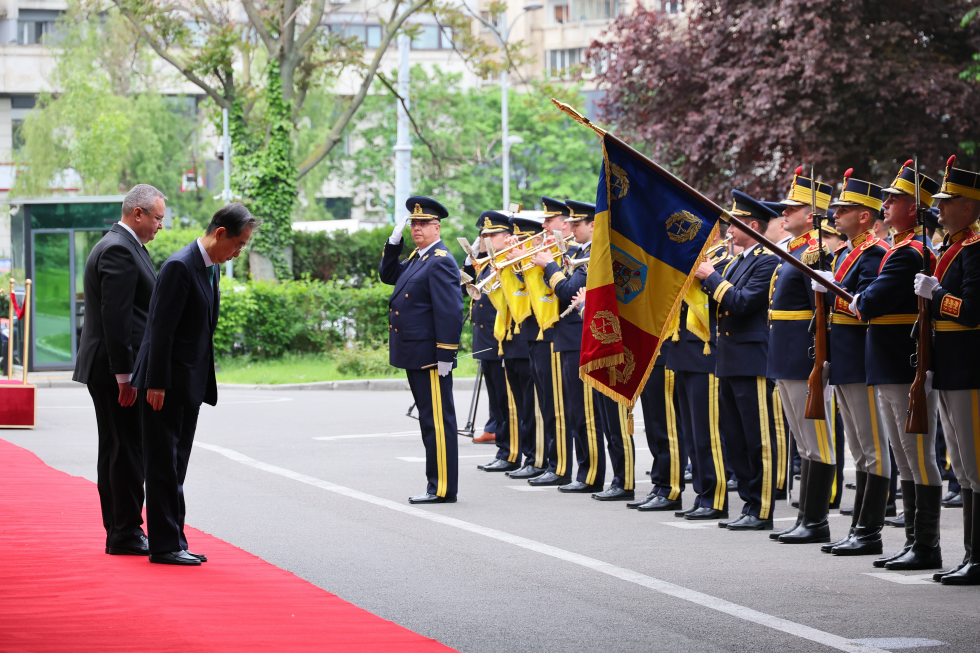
73, 183, 165, 556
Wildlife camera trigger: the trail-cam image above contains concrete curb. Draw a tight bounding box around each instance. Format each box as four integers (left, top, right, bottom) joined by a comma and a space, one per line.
217, 377, 477, 392
29, 379, 82, 389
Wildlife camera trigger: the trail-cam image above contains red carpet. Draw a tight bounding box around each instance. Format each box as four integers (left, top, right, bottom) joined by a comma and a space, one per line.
0, 438, 456, 652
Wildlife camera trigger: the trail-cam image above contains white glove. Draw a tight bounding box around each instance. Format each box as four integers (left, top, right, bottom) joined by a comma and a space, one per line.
811, 270, 835, 293
848, 293, 860, 316
437, 361, 453, 377
914, 273, 940, 299
925, 370, 934, 395
389, 214, 410, 245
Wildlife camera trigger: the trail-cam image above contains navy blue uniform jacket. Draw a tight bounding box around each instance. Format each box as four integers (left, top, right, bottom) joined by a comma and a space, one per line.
826, 230, 888, 386
767, 233, 820, 380
930, 226, 980, 390
668, 253, 728, 374
854, 227, 932, 386
132, 241, 219, 407
465, 261, 503, 362
544, 242, 590, 353
380, 239, 464, 370
700, 244, 778, 378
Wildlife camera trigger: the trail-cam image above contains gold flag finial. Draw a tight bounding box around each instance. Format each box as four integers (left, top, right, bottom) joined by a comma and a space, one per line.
551, 98, 606, 138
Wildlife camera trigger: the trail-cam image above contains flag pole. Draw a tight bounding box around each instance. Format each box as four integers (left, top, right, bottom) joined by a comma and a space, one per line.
551, 99, 854, 305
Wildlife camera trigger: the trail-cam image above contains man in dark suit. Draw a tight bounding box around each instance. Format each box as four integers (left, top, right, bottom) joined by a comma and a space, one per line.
380, 196, 465, 504
133, 203, 259, 565
73, 184, 165, 555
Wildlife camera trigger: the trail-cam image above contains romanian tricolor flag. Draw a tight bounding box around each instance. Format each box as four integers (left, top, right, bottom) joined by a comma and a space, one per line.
580, 134, 725, 407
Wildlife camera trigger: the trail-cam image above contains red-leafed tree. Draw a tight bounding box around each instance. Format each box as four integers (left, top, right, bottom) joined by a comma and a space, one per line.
588, 1, 980, 202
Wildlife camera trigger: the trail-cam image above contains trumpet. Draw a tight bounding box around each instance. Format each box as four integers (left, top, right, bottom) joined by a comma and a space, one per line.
703, 235, 733, 259
487, 234, 534, 260
566, 256, 590, 269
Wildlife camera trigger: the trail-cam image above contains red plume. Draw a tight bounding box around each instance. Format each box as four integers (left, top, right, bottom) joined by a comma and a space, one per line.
948, 155, 957, 167
794, 166, 803, 176
903, 159, 914, 168
843, 168, 853, 179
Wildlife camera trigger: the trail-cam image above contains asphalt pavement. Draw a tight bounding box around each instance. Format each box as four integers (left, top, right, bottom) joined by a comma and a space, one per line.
5, 385, 979, 653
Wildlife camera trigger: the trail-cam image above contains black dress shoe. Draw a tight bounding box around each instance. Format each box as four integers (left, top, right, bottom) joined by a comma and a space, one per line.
106, 534, 149, 556
529, 472, 570, 486
637, 496, 682, 512
719, 513, 744, 528
675, 505, 699, 518
839, 506, 854, 516
942, 492, 963, 508
408, 493, 457, 504
845, 482, 857, 489
831, 529, 883, 556
685, 507, 728, 521
683, 470, 693, 482
726, 479, 738, 491
559, 481, 604, 493
481, 459, 520, 472
885, 503, 897, 517
149, 550, 201, 566
507, 464, 546, 479
774, 488, 787, 501
186, 551, 208, 562
941, 562, 980, 585
822, 529, 855, 553
885, 512, 905, 528
627, 492, 657, 509
592, 486, 634, 501
727, 515, 773, 531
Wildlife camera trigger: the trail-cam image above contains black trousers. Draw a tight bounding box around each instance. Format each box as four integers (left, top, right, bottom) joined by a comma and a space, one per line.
559, 350, 602, 483
141, 390, 200, 554
482, 360, 517, 464
527, 341, 560, 473
640, 366, 686, 501
88, 383, 145, 547
595, 393, 635, 491
406, 368, 458, 498
675, 371, 728, 511
718, 376, 778, 520
504, 357, 539, 468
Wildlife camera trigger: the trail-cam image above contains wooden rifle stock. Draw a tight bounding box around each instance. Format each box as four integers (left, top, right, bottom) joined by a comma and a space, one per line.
906, 295, 932, 433
804, 291, 828, 419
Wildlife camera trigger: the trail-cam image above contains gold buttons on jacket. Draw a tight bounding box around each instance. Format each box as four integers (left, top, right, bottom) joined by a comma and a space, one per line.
396, 311, 399, 315
480, 325, 484, 329
405, 293, 409, 298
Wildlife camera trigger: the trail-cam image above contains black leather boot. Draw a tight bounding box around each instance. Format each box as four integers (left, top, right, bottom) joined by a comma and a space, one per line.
832, 473, 888, 556
780, 461, 834, 544
874, 479, 916, 567
936, 490, 973, 582
772, 458, 809, 540
942, 490, 980, 585
822, 470, 866, 553
886, 484, 943, 570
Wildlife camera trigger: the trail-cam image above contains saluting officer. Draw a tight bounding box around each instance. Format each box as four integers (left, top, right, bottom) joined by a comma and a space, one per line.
380, 197, 464, 504
696, 191, 780, 529
912, 158, 980, 585
811, 175, 891, 555
767, 171, 837, 544
534, 199, 605, 493
470, 211, 522, 473
852, 161, 944, 570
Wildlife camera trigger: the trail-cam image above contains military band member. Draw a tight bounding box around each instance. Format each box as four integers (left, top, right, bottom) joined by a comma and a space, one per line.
470, 211, 522, 473
633, 335, 681, 510
912, 158, 980, 585
535, 199, 605, 493
380, 197, 464, 504
656, 234, 730, 517
852, 162, 944, 570
696, 191, 780, 528
810, 177, 891, 554
767, 171, 837, 544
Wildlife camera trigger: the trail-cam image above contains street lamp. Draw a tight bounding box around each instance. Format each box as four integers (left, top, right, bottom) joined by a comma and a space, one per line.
475, 2, 543, 208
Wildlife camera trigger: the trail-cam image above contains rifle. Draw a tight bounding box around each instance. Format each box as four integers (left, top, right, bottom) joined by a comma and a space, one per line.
804, 166, 828, 420
906, 155, 932, 434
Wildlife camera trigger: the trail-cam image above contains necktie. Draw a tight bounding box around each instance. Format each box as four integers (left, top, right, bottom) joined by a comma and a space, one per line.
725, 253, 744, 279
207, 264, 214, 285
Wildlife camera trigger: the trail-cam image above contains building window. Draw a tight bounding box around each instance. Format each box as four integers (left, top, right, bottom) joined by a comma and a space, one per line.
549, 48, 583, 76
16, 10, 62, 45
570, 0, 619, 22
553, 2, 569, 23
327, 24, 452, 49
660, 0, 684, 13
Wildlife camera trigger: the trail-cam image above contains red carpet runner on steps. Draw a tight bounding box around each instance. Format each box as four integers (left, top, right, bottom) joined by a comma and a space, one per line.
0, 438, 456, 653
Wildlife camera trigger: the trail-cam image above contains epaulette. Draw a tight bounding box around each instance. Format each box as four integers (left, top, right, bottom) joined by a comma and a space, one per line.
434, 249, 449, 257
964, 233, 980, 247
800, 243, 830, 266
891, 238, 913, 249
755, 247, 776, 256
834, 243, 848, 254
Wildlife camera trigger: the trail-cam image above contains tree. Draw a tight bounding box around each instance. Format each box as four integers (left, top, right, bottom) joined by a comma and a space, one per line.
329, 65, 602, 244
588, 0, 980, 201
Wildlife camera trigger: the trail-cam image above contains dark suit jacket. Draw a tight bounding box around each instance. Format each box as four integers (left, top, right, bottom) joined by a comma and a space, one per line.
73, 224, 157, 386
132, 240, 219, 407
544, 242, 590, 353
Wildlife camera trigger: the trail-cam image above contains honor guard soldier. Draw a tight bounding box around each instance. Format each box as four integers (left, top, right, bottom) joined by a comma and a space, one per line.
534, 199, 605, 493
653, 232, 730, 517
913, 157, 980, 585
768, 170, 838, 544
696, 191, 780, 529
809, 176, 891, 555
852, 162, 944, 570
469, 211, 522, 473
379, 197, 464, 504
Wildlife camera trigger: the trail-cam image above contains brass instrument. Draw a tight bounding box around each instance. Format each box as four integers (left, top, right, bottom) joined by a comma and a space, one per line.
703, 235, 733, 259
566, 256, 590, 269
